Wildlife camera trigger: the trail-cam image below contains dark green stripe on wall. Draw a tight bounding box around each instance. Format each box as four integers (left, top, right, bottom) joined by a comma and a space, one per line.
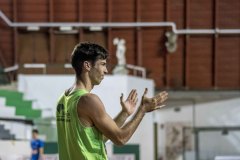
113, 144, 139, 160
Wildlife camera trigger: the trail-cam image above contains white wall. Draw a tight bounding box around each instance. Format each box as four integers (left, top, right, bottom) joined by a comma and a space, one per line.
0, 140, 31, 159
157, 97, 240, 160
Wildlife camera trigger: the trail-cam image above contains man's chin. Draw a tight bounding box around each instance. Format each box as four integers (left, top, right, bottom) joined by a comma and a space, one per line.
95, 80, 102, 85
94, 78, 104, 85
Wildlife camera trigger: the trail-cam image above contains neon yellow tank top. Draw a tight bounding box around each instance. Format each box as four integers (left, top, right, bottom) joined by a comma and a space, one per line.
56, 89, 107, 160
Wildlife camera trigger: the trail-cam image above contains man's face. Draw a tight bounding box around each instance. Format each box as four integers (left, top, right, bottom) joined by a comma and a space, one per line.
32, 132, 38, 139
89, 59, 108, 85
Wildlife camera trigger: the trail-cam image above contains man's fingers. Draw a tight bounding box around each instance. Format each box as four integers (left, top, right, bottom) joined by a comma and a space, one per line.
155, 91, 166, 100
146, 105, 166, 112
155, 91, 168, 104
127, 89, 134, 99
132, 90, 138, 101
153, 105, 166, 111
130, 89, 138, 100
120, 93, 124, 102
143, 88, 148, 96
134, 98, 138, 105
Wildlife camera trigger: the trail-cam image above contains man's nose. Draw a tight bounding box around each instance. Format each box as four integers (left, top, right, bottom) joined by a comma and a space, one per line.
104, 68, 108, 74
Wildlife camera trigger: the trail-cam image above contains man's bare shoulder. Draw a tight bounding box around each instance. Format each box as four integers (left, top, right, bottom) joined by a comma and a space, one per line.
78, 93, 105, 111
75, 93, 104, 126
79, 93, 100, 103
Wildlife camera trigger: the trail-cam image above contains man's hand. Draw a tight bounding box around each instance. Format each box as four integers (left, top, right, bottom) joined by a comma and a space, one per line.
141, 88, 168, 112
120, 89, 138, 116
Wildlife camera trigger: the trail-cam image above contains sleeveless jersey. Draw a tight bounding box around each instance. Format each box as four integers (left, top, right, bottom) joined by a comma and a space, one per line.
56, 89, 107, 160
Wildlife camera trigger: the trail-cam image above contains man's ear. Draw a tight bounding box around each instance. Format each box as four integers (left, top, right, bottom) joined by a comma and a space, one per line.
83, 61, 91, 71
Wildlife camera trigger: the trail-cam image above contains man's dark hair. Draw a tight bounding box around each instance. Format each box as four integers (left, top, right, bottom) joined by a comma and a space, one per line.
71, 42, 109, 76
32, 129, 39, 134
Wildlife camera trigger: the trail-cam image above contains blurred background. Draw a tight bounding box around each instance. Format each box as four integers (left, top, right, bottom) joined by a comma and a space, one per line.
0, 0, 240, 160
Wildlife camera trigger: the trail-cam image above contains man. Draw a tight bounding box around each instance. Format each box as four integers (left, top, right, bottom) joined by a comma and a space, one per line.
31, 129, 44, 160
56, 42, 168, 160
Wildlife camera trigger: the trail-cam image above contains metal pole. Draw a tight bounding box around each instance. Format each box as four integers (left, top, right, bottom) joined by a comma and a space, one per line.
194, 129, 199, 160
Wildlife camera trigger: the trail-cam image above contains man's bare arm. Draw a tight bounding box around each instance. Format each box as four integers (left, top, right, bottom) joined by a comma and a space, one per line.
80, 89, 167, 145
103, 90, 138, 142
78, 89, 167, 145
39, 147, 44, 160
119, 88, 168, 143
77, 93, 143, 145
87, 94, 145, 145
113, 89, 138, 127
103, 111, 128, 142
115, 105, 145, 144
113, 111, 129, 127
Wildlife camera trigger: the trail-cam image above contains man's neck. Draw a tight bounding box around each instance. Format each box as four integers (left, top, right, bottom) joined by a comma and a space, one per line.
75, 76, 93, 92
